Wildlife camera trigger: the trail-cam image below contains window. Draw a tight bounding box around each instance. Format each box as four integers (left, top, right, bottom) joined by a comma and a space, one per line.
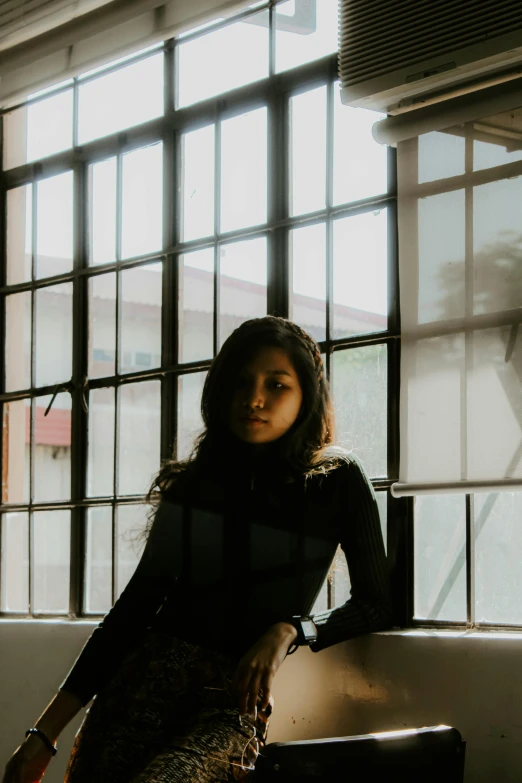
0, 1, 396, 618
405, 109, 522, 630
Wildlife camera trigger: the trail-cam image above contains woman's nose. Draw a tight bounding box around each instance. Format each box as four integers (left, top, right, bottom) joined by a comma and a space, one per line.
242, 382, 265, 407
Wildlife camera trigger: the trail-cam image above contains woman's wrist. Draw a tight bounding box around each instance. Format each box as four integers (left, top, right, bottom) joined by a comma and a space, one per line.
270, 621, 298, 644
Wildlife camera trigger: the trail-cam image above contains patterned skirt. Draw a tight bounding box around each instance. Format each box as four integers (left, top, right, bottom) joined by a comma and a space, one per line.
64, 631, 273, 783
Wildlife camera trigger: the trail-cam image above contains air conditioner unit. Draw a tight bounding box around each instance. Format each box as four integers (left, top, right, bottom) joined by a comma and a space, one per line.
339, 0, 522, 115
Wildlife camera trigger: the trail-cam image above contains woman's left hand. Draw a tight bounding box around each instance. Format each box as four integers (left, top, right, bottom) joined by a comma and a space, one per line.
231, 622, 298, 716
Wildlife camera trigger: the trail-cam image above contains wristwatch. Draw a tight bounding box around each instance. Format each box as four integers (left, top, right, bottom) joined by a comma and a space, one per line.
288, 615, 318, 646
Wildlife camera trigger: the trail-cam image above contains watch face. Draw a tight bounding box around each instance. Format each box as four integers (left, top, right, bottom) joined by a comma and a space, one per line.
302, 620, 316, 638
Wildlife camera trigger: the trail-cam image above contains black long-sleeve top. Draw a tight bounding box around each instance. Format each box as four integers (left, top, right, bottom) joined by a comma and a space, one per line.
61, 448, 392, 706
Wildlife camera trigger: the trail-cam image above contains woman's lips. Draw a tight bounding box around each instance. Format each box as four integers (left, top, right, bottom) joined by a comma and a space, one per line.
240, 417, 265, 425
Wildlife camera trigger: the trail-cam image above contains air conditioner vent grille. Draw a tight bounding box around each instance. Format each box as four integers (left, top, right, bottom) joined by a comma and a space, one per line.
339, 0, 522, 87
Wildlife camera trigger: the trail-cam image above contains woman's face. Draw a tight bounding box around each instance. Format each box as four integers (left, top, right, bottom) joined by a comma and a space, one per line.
228, 345, 303, 448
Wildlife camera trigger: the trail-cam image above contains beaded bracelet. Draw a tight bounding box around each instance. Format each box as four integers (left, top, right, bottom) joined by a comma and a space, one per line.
25, 728, 57, 756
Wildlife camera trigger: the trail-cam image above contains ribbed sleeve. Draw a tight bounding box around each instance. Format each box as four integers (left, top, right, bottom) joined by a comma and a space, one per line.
309, 455, 392, 652
60, 501, 183, 706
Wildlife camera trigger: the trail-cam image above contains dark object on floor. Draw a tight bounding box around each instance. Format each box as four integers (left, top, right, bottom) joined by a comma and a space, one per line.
253, 725, 466, 782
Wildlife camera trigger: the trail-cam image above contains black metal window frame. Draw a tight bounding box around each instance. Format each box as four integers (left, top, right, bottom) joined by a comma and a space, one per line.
0, 3, 403, 621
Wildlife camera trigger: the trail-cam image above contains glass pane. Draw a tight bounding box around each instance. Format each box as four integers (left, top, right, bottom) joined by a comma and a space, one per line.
33, 509, 71, 614
290, 223, 326, 344
120, 263, 162, 374
475, 492, 522, 624
414, 494, 466, 622
473, 105, 522, 172
333, 97, 387, 204
85, 506, 112, 614
179, 249, 214, 363
33, 393, 71, 502
89, 273, 116, 379
87, 387, 115, 497
333, 210, 388, 338
6, 184, 32, 285
3, 90, 73, 170
2, 400, 30, 505
177, 372, 207, 461
35, 283, 73, 387
276, 0, 338, 73
0, 513, 29, 612
332, 344, 387, 477
181, 125, 215, 241
290, 87, 326, 216
118, 382, 161, 496
376, 491, 387, 553
121, 143, 163, 259
78, 53, 164, 144
116, 504, 147, 598
36, 171, 74, 279
473, 177, 522, 316
418, 131, 465, 183
177, 10, 269, 108
219, 237, 267, 348
5, 291, 31, 392
221, 108, 267, 233
418, 191, 466, 324
89, 157, 117, 266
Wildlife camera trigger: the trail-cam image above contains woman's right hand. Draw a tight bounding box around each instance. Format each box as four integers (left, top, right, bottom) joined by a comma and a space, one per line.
2, 736, 54, 783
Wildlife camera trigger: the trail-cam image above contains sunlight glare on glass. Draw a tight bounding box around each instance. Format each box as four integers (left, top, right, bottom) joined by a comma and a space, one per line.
276, 0, 338, 73
177, 11, 269, 107
79, 43, 163, 80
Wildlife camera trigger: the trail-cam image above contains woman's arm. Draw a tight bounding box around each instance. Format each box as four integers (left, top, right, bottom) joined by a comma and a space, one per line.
2, 690, 83, 783
309, 455, 393, 652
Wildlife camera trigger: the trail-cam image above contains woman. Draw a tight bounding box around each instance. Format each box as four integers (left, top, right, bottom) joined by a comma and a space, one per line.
2, 316, 392, 783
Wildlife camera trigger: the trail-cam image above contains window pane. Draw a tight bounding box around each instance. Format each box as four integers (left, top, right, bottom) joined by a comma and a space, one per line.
221, 108, 267, 233
333, 97, 387, 205
473, 177, 522, 316
275, 0, 337, 73
418, 131, 465, 184
179, 249, 214, 364
3, 90, 73, 170
121, 144, 163, 259
116, 504, 146, 597
2, 400, 30, 505
36, 171, 74, 279
177, 10, 269, 108
35, 283, 73, 387
5, 291, 31, 392
290, 223, 326, 344
290, 87, 326, 216
89, 273, 116, 379
85, 506, 112, 614
33, 509, 70, 614
414, 494, 466, 622
120, 263, 162, 374
78, 53, 164, 144
33, 393, 71, 502
333, 210, 388, 339
6, 184, 32, 285
118, 382, 161, 496
219, 237, 267, 348
475, 492, 522, 624
181, 125, 215, 241
87, 387, 115, 497
418, 191, 466, 324
1, 513, 29, 612
332, 344, 387, 477
177, 372, 207, 461
89, 157, 117, 266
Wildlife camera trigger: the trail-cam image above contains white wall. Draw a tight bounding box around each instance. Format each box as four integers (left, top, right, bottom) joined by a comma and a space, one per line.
1, 623, 521, 783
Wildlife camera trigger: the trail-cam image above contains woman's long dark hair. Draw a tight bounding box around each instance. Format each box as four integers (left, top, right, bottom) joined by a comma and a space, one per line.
147, 316, 343, 510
